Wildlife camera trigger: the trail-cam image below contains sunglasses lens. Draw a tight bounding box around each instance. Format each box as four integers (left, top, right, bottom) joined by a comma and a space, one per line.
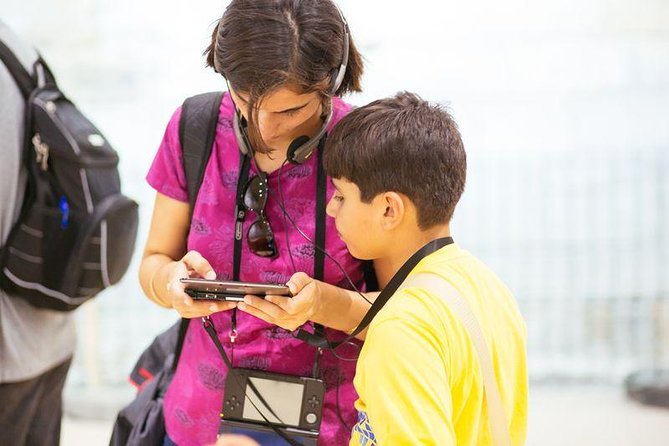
244, 175, 268, 211
248, 218, 277, 257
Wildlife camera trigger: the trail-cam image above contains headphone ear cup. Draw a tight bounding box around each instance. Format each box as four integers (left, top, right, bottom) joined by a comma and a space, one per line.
287, 135, 311, 164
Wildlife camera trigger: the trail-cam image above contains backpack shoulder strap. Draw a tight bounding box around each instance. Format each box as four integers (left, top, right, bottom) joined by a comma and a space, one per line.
178, 91, 224, 217
170, 317, 191, 373
172, 91, 223, 369
0, 38, 35, 99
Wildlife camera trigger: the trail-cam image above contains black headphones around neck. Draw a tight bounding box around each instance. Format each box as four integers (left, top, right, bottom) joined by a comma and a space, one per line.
232, 7, 350, 164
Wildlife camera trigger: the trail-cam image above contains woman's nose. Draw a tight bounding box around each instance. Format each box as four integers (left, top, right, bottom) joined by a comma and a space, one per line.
257, 112, 279, 141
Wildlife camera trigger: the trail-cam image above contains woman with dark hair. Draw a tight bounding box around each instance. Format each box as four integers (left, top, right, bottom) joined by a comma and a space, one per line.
139, 1, 384, 445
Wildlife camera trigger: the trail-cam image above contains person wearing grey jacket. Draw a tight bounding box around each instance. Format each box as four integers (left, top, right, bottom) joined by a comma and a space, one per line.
0, 21, 76, 446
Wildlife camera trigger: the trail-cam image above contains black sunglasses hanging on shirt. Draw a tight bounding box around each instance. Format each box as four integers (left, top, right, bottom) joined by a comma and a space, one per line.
242, 172, 277, 258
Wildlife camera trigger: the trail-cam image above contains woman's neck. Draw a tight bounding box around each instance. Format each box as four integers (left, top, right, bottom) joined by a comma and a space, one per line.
254, 150, 289, 175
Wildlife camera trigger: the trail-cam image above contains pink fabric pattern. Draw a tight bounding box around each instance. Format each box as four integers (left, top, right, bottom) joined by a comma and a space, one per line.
147, 94, 364, 446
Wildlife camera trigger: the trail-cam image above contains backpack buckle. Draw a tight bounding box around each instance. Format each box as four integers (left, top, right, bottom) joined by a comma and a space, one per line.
32, 133, 49, 171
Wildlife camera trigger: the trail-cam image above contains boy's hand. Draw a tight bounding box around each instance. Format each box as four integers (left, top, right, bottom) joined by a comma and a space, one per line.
163, 250, 236, 318
237, 272, 322, 331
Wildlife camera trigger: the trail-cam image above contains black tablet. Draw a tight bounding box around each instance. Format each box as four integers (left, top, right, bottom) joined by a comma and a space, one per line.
180, 278, 292, 301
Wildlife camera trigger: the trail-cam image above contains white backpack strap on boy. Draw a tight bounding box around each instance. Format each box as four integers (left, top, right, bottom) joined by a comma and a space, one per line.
399, 273, 513, 446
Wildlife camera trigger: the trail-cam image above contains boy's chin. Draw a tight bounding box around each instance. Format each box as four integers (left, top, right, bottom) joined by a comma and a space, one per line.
345, 243, 374, 261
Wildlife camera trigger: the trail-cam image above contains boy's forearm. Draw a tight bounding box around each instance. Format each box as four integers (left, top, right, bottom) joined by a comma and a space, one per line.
311, 283, 378, 339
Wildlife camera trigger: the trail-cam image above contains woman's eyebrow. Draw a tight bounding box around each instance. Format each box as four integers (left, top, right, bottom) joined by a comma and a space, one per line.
276, 102, 309, 114
236, 94, 310, 113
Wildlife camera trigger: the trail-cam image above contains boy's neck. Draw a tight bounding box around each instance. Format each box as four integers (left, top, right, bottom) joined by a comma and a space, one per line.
380, 224, 452, 279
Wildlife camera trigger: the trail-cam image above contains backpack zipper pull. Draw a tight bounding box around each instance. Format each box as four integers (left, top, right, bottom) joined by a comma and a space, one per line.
32, 133, 49, 171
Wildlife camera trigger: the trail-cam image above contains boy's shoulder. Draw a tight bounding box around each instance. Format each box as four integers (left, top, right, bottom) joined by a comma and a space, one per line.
381, 243, 466, 294
371, 243, 519, 339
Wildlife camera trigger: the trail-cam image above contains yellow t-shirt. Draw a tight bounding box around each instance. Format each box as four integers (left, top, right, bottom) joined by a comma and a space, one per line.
350, 244, 528, 446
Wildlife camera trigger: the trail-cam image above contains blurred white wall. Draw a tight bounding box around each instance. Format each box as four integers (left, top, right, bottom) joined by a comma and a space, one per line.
4, 0, 668, 153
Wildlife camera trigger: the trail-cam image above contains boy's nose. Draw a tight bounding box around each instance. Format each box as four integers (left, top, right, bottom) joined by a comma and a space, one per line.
325, 197, 337, 218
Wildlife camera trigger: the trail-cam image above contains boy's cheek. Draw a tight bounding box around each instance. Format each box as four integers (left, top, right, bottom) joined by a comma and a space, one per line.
334, 219, 347, 241
333, 219, 355, 250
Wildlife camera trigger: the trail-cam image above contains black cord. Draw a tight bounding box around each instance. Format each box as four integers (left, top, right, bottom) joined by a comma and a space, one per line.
232, 99, 358, 437
334, 361, 352, 432
273, 161, 373, 306
273, 158, 368, 362
274, 158, 363, 432
277, 159, 362, 362
202, 318, 304, 446
277, 160, 298, 273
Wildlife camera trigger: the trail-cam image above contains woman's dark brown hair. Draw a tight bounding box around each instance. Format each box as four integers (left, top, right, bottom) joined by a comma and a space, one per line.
204, 0, 364, 153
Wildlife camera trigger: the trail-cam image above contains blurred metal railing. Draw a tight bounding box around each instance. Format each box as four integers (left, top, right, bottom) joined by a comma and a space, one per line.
455, 147, 669, 382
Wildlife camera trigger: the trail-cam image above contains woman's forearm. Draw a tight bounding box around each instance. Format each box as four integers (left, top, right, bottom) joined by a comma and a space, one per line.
139, 253, 176, 308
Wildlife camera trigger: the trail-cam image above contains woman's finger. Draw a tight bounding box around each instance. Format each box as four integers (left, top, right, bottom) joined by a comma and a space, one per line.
174, 298, 237, 318
286, 271, 312, 295
182, 250, 216, 279
264, 295, 294, 312
241, 294, 288, 319
236, 300, 276, 324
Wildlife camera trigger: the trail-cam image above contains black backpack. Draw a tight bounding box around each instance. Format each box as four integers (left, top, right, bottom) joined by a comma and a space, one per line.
0, 39, 139, 311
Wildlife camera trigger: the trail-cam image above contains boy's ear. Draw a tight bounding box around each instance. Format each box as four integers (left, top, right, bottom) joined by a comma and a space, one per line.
379, 192, 405, 230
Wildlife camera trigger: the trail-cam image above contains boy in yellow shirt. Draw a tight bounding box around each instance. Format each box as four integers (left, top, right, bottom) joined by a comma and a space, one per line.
322, 92, 528, 445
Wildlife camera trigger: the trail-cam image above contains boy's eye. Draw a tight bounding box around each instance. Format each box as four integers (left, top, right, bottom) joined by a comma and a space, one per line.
332, 194, 344, 202
282, 109, 299, 117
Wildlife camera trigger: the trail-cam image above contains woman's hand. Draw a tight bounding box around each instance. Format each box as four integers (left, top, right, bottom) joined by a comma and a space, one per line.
160, 250, 236, 318
237, 272, 322, 331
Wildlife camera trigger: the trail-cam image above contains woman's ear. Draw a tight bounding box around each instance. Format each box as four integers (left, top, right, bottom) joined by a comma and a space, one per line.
379, 192, 405, 230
